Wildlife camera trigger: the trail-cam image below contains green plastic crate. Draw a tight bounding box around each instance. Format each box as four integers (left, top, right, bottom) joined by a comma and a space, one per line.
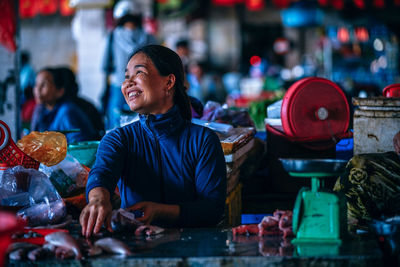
67, 141, 100, 168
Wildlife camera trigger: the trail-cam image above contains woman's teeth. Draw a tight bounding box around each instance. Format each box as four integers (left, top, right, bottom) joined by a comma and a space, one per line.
128, 91, 141, 97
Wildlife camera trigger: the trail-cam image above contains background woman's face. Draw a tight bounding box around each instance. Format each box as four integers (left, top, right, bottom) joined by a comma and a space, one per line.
33, 71, 62, 107
122, 52, 173, 115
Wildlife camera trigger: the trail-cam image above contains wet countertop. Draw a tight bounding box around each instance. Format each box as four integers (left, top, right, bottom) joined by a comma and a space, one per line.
6, 222, 384, 267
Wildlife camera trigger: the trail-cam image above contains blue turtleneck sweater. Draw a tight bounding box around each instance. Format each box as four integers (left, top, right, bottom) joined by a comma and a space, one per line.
86, 106, 227, 227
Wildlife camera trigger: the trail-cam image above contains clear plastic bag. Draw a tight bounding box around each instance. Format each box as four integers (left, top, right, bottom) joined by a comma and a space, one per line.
17, 198, 67, 227
0, 166, 66, 226
39, 154, 89, 197
267, 99, 282, 119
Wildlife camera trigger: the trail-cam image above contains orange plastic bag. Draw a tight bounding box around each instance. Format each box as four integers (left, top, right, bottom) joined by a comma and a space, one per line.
17, 131, 67, 167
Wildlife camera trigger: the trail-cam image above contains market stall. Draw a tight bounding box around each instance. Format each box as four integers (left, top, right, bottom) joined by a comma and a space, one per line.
4, 223, 385, 267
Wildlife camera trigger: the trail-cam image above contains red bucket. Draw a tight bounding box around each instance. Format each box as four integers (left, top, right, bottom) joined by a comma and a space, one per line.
0, 212, 25, 266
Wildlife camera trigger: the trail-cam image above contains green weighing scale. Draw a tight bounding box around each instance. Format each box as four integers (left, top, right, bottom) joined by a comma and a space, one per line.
280, 158, 348, 248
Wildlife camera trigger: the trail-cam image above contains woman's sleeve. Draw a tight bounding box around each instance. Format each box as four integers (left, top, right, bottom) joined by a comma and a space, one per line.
86, 130, 127, 201
178, 130, 227, 227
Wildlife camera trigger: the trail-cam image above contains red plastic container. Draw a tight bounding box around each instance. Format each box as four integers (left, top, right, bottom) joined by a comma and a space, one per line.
266, 77, 352, 150
0, 212, 25, 267
0, 120, 39, 169
383, 84, 400, 97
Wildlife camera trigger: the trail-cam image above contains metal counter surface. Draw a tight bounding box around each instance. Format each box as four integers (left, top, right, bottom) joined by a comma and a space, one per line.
6, 223, 383, 267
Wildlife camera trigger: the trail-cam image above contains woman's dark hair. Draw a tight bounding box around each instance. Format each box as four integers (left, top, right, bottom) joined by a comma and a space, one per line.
129, 45, 192, 121
39, 67, 66, 103
39, 66, 105, 138
57, 67, 79, 98
39, 67, 78, 101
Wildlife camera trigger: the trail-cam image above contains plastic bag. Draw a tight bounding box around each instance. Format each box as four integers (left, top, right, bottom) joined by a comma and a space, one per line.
0, 166, 61, 205
267, 99, 282, 119
17, 198, 66, 227
17, 131, 67, 167
39, 154, 89, 197
201, 101, 255, 128
0, 166, 67, 227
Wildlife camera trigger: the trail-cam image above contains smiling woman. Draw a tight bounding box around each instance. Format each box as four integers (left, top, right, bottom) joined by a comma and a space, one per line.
80, 45, 227, 237
122, 52, 175, 115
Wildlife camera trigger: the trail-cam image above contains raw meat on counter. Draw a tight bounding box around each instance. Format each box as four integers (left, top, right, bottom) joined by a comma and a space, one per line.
232, 210, 294, 238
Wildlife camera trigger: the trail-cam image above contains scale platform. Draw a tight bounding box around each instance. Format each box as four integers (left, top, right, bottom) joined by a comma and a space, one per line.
280, 158, 348, 245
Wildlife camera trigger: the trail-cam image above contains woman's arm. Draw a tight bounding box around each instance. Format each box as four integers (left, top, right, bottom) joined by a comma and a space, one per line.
178, 130, 227, 227
79, 187, 113, 237
127, 202, 180, 225
80, 129, 127, 236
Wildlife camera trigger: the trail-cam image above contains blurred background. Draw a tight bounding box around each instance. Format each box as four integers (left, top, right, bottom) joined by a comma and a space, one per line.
0, 0, 399, 138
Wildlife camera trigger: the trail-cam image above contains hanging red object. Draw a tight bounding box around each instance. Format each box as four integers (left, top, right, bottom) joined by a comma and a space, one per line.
212, 0, 237, 6
272, 0, 291, 9
331, 0, 344, 10
355, 27, 369, 42
246, 0, 264, 11
318, 0, 329, 6
39, 0, 58, 15
19, 0, 39, 18
337, 27, 349, 43
59, 0, 74, 16
373, 0, 385, 8
353, 0, 365, 8
0, 0, 17, 52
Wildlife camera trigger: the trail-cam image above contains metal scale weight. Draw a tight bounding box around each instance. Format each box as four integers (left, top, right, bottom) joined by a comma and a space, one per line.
267, 77, 351, 251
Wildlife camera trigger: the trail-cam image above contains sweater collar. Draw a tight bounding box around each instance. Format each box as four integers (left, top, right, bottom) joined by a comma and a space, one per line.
139, 105, 185, 138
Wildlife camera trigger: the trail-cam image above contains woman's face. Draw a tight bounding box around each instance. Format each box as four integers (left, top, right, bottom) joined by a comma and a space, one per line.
122, 52, 175, 115
33, 71, 63, 108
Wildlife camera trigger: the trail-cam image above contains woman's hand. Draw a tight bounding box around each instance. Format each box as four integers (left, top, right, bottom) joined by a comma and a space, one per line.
127, 201, 180, 225
79, 187, 113, 238
394, 131, 400, 154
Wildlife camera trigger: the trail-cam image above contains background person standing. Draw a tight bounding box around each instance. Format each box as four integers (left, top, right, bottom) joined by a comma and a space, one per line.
101, 0, 158, 129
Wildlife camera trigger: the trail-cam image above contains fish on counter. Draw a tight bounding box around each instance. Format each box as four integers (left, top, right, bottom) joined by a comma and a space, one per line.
111, 208, 165, 236
27, 247, 54, 261
81, 239, 103, 257
7, 243, 40, 261
94, 237, 133, 256
232, 210, 294, 237
44, 231, 82, 259
135, 225, 164, 236
54, 246, 76, 260
111, 208, 143, 232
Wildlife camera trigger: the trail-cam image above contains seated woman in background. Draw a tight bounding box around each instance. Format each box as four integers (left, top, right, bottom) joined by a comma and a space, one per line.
31, 67, 98, 143
58, 67, 105, 139
334, 130, 400, 229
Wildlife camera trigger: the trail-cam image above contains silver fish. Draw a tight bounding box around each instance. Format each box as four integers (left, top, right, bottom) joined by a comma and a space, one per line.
135, 225, 164, 236
45, 231, 82, 259
7, 242, 38, 254
55, 246, 75, 260
94, 237, 132, 256
111, 208, 143, 232
27, 247, 54, 261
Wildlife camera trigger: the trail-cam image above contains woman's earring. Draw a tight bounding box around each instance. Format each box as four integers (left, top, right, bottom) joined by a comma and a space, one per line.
166, 90, 171, 96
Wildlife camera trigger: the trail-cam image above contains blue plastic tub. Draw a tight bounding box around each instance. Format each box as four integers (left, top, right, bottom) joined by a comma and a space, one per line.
241, 214, 269, 224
